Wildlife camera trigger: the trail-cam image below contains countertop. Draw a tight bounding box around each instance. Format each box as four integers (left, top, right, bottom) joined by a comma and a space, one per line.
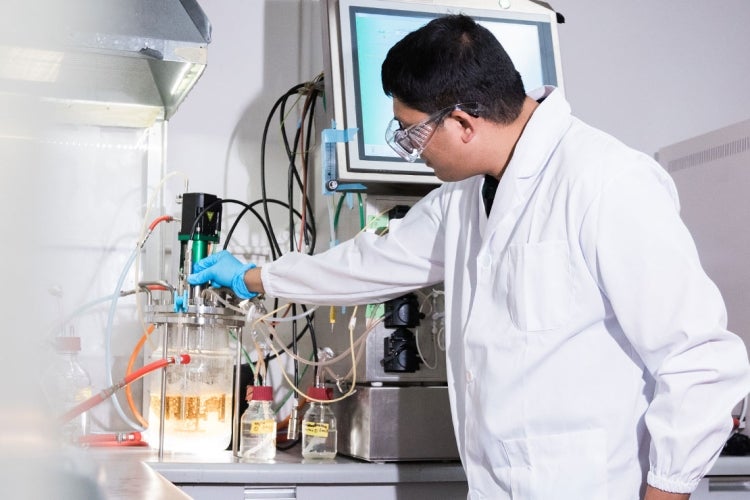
60, 445, 466, 499
51, 446, 750, 499
150, 449, 466, 486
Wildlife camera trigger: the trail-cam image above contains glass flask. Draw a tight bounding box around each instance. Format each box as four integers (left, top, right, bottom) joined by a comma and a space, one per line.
239, 385, 276, 461
301, 386, 337, 459
146, 322, 235, 453
43, 336, 93, 445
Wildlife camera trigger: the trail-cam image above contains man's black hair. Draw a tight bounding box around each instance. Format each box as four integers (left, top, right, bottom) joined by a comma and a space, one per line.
381, 14, 526, 123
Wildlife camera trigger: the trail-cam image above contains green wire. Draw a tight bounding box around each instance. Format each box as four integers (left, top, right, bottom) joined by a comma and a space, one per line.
334, 192, 367, 232
357, 193, 365, 229
333, 193, 346, 231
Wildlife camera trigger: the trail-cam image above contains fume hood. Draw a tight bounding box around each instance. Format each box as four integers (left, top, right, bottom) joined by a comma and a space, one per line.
0, 0, 211, 127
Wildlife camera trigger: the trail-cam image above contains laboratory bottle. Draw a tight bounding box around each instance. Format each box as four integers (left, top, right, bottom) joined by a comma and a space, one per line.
44, 336, 93, 445
301, 386, 337, 459
239, 385, 277, 461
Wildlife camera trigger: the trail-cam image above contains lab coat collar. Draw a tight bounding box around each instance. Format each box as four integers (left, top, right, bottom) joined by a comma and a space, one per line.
479, 86, 572, 236
508, 86, 572, 180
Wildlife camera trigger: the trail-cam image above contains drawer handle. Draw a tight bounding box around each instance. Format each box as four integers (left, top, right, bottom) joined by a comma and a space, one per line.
709, 477, 750, 492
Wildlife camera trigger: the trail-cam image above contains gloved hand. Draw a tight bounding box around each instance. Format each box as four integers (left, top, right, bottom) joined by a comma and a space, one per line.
187, 250, 258, 300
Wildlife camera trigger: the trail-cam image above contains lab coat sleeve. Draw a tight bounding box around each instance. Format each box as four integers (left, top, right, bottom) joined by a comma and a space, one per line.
261, 189, 446, 305
581, 160, 750, 493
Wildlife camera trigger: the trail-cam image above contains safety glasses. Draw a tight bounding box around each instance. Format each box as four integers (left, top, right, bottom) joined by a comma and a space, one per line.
385, 103, 485, 162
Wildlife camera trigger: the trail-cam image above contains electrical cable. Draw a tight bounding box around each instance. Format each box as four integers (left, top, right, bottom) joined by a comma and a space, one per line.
259, 77, 324, 409
189, 198, 314, 262
223, 199, 314, 257
223, 204, 275, 257
274, 358, 310, 417
290, 305, 301, 393
260, 80, 321, 260
206, 77, 326, 434
291, 79, 320, 255
260, 84, 305, 258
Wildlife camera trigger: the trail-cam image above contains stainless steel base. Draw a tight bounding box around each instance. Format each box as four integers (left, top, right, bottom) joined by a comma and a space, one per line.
333, 385, 460, 462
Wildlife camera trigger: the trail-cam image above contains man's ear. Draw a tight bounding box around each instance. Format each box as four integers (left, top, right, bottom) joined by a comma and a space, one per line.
451, 110, 478, 144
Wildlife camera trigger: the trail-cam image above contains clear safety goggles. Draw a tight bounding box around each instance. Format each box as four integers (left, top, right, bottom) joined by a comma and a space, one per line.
385, 103, 485, 162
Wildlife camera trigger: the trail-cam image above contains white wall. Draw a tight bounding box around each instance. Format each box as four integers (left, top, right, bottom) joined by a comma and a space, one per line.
166, 0, 322, 259
551, 0, 750, 156
169, 0, 750, 187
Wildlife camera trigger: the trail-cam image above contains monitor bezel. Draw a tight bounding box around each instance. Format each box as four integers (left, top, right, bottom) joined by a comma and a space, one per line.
321, 0, 565, 188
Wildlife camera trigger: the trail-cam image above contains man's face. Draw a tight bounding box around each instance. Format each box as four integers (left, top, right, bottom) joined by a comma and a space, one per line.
391, 99, 484, 182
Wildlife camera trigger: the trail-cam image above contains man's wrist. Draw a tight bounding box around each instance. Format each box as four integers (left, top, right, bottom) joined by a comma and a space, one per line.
230, 263, 257, 299
644, 485, 690, 500
243, 266, 265, 295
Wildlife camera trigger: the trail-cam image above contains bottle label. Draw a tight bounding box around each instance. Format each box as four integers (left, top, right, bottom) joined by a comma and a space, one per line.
250, 419, 275, 434
303, 421, 329, 438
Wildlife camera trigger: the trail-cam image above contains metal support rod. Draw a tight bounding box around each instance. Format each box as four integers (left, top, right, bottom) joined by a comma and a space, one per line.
232, 325, 243, 458
158, 324, 168, 460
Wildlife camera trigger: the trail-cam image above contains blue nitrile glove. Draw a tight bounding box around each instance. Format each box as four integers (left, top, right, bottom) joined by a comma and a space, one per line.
187, 250, 258, 300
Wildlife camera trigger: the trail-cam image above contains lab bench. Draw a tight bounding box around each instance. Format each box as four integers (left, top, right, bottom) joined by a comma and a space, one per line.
76, 446, 469, 499
64, 447, 750, 499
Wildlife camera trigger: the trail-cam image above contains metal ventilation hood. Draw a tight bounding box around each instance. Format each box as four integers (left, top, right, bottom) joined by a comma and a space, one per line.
0, 0, 211, 127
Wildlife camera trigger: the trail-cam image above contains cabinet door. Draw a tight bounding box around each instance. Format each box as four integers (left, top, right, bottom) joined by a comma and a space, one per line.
691, 477, 750, 499
297, 483, 468, 500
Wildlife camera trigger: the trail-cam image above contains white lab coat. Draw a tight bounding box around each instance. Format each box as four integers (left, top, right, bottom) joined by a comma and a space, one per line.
262, 87, 750, 499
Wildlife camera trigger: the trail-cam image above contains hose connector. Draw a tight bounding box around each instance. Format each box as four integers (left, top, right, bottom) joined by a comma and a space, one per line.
286, 404, 299, 440
172, 353, 191, 365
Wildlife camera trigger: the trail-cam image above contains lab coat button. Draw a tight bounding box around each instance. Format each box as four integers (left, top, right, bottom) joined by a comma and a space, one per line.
480, 254, 492, 268
466, 370, 474, 383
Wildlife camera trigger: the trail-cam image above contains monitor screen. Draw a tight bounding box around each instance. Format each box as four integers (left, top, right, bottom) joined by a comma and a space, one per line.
321, 0, 564, 187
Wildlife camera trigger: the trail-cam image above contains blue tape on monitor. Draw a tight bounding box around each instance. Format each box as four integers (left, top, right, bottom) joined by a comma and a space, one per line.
321, 122, 366, 194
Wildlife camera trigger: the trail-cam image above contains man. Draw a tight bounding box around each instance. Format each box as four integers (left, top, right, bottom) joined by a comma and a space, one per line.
189, 14, 750, 500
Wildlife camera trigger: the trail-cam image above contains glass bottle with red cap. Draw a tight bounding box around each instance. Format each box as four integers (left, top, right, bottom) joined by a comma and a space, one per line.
239, 385, 276, 461
301, 386, 337, 459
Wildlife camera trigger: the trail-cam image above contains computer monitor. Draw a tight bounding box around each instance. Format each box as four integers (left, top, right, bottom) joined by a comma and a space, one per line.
320, 0, 564, 188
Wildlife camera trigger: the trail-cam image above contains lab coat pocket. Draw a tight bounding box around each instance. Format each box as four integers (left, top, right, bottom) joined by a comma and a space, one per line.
498, 429, 609, 500
506, 240, 571, 332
